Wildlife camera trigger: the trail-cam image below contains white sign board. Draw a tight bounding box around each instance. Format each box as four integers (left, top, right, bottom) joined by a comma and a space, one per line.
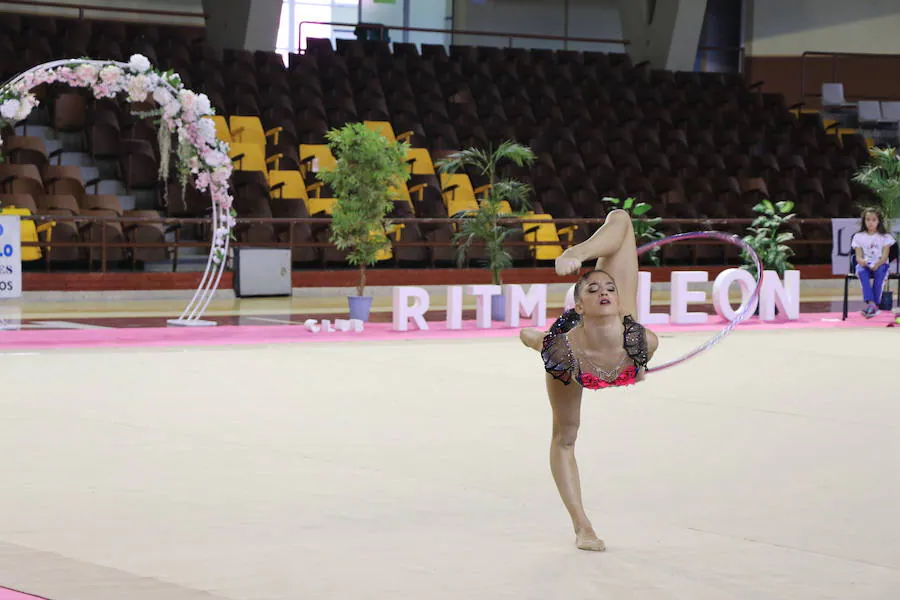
0, 215, 22, 299
391, 273, 801, 331
831, 218, 900, 275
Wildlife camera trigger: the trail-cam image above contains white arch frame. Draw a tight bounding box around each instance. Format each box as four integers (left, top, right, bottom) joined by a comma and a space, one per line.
0, 56, 233, 326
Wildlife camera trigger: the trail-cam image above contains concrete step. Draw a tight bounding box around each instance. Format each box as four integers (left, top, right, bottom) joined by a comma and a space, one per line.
93, 179, 127, 195
116, 195, 137, 211
15, 124, 55, 141
94, 158, 119, 180
77, 167, 100, 184
44, 139, 63, 157
132, 189, 159, 210
57, 131, 86, 152
58, 151, 94, 167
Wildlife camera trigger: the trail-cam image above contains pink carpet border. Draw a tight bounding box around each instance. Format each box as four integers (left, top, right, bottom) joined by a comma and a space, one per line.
0, 588, 47, 600
0, 312, 893, 351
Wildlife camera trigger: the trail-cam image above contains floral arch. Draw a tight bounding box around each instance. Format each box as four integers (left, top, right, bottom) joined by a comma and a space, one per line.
0, 54, 234, 326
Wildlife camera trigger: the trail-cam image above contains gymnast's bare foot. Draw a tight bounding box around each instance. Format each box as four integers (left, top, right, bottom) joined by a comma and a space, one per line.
519, 328, 544, 351
575, 528, 606, 552
555, 252, 583, 276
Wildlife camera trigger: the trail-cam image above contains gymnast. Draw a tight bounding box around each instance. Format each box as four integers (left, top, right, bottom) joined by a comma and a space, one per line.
519, 209, 659, 552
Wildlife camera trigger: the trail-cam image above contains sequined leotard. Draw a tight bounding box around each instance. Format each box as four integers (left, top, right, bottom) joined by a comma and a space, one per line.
541, 309, 649, 389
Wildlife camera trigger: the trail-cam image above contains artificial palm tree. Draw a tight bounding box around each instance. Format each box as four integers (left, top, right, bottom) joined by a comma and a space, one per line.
853, 146, 900, 228
435, 140, 537, 286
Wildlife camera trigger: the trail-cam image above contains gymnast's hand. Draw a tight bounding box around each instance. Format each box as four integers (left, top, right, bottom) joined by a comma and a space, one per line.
555, 252, 582, 276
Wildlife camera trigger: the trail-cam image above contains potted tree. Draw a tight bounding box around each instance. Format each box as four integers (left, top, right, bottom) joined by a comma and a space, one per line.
601, 196, 665, 265
317, 122, 410, 322
853, 146, 900, 229
740, 199, 796, 279
435, 141, 536, 320
740, 199, 796, 315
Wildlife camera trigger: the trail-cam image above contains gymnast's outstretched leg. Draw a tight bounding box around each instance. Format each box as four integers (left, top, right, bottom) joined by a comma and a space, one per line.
520, 209, 638, 350
546, 373, 605, 551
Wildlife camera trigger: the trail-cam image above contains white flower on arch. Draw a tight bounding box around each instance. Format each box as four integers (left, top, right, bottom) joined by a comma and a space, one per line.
0, 54, 236, 325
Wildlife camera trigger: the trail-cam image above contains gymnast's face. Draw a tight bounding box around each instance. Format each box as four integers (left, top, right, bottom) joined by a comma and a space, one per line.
575, 271, 620, 318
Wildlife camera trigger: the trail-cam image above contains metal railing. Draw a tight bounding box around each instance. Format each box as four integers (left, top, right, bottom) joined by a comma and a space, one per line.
13, 214, 833, 273
800, 50, 900, 104
298, 21, 630, 53
0, 0, 206, 21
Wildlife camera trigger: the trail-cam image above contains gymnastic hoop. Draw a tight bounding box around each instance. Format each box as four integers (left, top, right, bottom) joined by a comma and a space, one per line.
636, 231, 763, 374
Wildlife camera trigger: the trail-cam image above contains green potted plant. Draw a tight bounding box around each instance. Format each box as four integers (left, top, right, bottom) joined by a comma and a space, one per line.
737, 200, 795, 315
740, 199, 796, 279
316, 122, 411, 322
601, 196, 665, 265
853, 145, 900, 230
435, 140, 536, 320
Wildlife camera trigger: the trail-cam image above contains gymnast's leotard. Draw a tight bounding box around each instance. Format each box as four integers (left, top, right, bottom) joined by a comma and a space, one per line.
541, 309, 649, 389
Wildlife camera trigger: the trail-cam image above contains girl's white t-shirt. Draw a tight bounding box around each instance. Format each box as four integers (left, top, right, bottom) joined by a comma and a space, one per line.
851, 232, 896, 267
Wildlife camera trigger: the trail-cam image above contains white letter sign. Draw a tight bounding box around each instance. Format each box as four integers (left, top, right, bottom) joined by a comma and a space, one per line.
670, 271, 709, 324
637, 271, 670, 325
504, 284, 547, 327
445, 285, 463, 330
712, 268, 759, 320
392, 286, 429, 331
760, 270, 800, 320
467, 284, 501, 329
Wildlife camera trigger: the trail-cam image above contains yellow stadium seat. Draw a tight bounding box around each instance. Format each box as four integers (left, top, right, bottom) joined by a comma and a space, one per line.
307, 196, 337, 216
406, 148, 435, 174
229, 116, 265, 148
793, 108, 821, 123
408, 183, 427, 203
374, 226, 401, 262
299, 144, 336, 176
294, 171, 337, 216
229, 116, 284, 149
268, 170, 310, 200
833, 127, 872, 148
390, 182, 412, 207
521, 212, 566, 260
440, 173, 480, 216
375, 245, 391, 262
822, 117, 839, 131
229, 143, 281, 174
268, 169, 344, 216
207, 116, 231, 144
364, 120, 414, 145
364, 120, 396, 141
384, 181, 427, 213
0, 207, 55, 261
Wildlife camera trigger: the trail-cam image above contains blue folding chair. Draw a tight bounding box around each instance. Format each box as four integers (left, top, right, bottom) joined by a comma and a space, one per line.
842, 243, 900, 319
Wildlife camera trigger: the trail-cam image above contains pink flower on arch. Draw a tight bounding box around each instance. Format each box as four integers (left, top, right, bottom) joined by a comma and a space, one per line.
4, 56, 237, 256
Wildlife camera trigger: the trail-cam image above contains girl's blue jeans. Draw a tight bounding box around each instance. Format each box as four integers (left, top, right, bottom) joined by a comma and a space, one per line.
856, 263, 890, 304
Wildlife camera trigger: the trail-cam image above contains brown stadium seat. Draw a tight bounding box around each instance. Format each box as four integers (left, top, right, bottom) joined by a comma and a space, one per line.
0, 8, 877, 268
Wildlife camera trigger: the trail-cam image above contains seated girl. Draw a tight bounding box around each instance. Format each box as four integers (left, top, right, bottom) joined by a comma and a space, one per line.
851, 207, 896, 318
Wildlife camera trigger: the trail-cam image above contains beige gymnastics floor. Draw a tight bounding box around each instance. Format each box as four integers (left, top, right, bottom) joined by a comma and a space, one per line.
0, 329, 899, 600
